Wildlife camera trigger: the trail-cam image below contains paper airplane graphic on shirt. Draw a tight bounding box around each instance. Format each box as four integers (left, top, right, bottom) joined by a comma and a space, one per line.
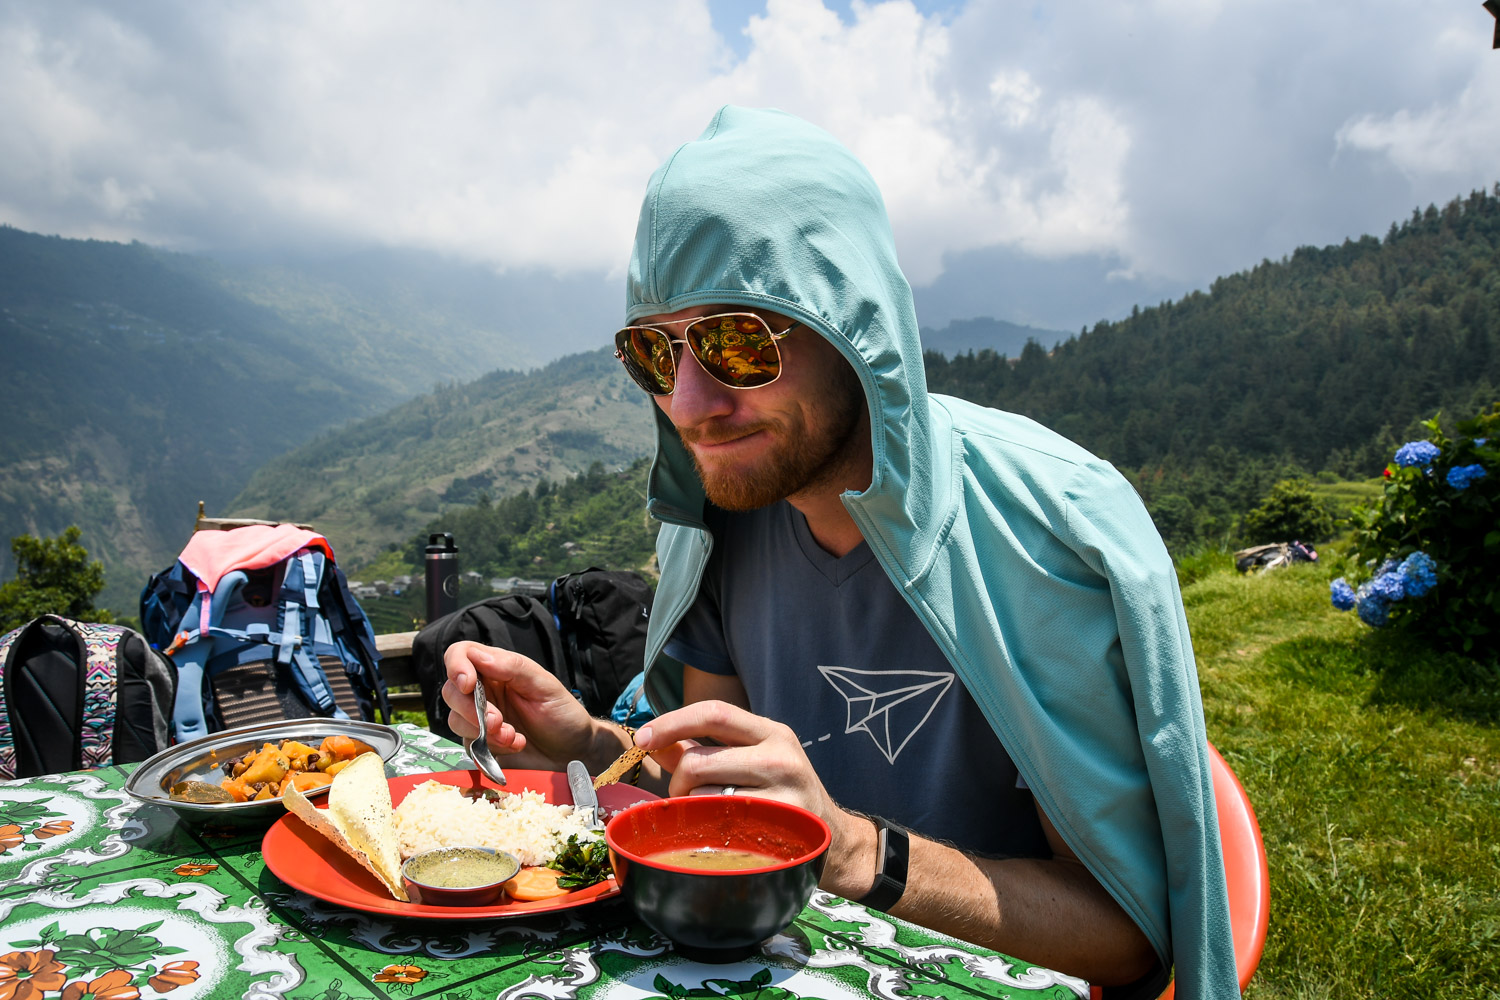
816, 666, 955, 764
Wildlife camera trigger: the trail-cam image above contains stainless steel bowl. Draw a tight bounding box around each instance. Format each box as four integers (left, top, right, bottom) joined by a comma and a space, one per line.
124, 718, 402, 827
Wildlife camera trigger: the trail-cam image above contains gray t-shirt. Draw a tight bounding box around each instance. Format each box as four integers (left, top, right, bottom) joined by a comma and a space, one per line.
664, 501, 1049, 858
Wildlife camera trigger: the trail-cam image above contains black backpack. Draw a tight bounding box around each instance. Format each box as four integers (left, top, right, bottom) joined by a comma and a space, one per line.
412, 568, 652, 742
0, 616, 175, 779
547, 568, 655, 720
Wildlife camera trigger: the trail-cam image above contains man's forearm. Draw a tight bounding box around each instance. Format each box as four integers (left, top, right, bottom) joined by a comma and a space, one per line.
822, 813, 1157, 986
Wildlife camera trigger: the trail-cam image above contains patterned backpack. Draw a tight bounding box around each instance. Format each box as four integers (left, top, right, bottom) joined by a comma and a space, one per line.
0, 615, 175, 779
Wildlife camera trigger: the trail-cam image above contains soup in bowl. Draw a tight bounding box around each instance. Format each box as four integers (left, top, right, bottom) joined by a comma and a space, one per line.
605, 795, 832, 962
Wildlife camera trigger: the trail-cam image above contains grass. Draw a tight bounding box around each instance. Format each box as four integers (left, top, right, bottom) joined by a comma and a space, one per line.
1307, 476, 1385, 517
1184, 549, 1500, 999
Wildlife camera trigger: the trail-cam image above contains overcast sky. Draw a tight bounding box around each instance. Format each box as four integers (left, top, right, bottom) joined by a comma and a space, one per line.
2, 0, 1497, 333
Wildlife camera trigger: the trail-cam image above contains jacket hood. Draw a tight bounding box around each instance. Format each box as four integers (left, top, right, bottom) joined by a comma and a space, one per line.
629, 106, 934, 553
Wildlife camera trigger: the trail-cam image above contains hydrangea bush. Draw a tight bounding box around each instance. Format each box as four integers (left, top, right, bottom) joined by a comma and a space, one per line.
1331, 404, 1498, 660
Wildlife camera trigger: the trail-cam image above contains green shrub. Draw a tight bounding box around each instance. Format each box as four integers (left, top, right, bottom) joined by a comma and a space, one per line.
1332, 404, 1498, 661
0, 526, 112, 633
1241, 478, 1337, 544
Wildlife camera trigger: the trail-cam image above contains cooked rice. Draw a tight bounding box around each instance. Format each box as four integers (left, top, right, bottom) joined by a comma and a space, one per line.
393, 781, 595, 867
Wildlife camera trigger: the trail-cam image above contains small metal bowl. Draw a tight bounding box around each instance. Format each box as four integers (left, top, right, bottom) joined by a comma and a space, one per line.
401, 846, 521, 906
124, 719, 402, 828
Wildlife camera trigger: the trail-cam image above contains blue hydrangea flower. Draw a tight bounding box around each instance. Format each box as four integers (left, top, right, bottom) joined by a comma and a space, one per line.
1366, 570, 1406, 603
1400, 551, 1437, 598
1393, 441, 1440, 468
1355, 582, 1391, 627
1330, 578, 1356, 611
1446, 464, 1487, 490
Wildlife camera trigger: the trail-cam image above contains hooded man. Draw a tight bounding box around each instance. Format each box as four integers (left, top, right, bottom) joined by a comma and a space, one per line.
444, 106, 1235, 998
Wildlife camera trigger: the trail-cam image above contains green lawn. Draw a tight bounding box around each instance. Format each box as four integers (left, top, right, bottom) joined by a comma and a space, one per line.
1185, 552, 1499, 999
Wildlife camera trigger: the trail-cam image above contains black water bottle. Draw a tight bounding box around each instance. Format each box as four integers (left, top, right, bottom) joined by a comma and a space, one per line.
425, 532, 460, 624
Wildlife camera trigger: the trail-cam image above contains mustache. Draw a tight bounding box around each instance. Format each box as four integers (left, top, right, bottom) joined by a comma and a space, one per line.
677, 420, 778, 448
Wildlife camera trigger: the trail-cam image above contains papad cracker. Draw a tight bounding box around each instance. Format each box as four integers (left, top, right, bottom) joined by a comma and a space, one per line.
593, 744, 648, 789
284, 751, 408, 901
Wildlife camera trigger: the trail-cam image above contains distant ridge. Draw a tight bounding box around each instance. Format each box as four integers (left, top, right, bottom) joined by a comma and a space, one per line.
920, 316, 1069, 358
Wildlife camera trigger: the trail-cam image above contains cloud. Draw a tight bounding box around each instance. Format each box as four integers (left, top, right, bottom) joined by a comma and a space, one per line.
0, 0, 1136, 286
0, 0, 1496, 330
1336, 58, 1500, 180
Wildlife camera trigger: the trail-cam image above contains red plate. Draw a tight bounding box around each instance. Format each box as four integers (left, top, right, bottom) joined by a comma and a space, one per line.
262, 768, 657, 919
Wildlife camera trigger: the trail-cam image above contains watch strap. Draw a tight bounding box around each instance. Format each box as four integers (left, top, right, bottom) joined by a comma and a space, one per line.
857, 816, 909, 912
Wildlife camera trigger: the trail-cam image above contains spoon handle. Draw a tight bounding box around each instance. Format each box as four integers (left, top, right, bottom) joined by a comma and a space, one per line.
468, 680, 507, 785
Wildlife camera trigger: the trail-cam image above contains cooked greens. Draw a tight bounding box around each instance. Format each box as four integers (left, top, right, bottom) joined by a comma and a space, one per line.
551, 834, 611, 889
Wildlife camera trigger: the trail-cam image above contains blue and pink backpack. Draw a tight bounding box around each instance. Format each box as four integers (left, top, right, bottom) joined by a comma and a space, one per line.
139, 524, 390, 742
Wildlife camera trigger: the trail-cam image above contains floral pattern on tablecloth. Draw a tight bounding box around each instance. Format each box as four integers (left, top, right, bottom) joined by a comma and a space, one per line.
0, 728, 1088, 1000
0, 878, 300, 1000
0, 773, 140, 887
784, 893, 1090, 1000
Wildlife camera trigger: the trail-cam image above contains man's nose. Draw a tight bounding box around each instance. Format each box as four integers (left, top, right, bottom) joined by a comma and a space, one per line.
661, 346, 735, 427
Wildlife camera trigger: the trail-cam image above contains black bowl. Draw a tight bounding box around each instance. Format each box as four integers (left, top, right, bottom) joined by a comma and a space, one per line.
605, 795, 831, 962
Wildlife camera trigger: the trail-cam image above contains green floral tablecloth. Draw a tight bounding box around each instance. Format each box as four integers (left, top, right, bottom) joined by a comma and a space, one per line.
0, 724, 1087, 1000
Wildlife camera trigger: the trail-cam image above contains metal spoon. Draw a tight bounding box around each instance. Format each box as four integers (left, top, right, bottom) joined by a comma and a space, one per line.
463, 679, 507, 786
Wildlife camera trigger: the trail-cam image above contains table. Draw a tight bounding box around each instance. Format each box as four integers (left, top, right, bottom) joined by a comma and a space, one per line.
0, 725, 1088, 1000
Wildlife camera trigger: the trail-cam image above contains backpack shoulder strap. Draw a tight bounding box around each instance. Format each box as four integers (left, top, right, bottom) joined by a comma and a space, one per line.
70, 619, 131, 769
274, 549, 348, 719
0, 616, 127, 775
0, 621, 26, 779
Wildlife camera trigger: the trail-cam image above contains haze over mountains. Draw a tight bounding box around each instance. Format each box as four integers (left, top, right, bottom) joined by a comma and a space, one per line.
0, 226, 613, 610
0, 224, 1059, 611
2, 185, 1497, 613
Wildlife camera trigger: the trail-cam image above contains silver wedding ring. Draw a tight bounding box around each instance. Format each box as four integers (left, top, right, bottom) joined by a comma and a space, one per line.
721, 785, 738, 796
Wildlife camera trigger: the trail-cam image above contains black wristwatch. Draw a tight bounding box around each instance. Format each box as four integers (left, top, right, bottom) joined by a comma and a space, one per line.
856, 816, 909, 912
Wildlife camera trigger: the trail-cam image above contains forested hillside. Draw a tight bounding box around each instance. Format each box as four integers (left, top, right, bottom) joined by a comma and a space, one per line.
0, 227, 556, 610
926, 187, 1500, 547
9, 187, 1496, 611
227, 350, 656, 570
408, 459, 656, 579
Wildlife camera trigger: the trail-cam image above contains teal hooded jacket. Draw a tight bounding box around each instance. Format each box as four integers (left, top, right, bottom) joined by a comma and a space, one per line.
630, 106, 1236, 998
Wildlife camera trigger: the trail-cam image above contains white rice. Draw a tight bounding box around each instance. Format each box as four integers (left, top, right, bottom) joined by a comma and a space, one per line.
393, 781, 595, 867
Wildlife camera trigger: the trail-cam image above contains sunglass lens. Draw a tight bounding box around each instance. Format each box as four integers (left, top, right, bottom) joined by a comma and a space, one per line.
615, 327, 675, 395
686, 315, 781, 388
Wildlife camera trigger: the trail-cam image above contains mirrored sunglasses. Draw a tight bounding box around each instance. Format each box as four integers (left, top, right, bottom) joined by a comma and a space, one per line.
613, 312, 801, 396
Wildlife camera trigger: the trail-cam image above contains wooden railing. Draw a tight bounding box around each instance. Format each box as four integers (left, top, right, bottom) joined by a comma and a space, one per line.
375, 631, 425, 718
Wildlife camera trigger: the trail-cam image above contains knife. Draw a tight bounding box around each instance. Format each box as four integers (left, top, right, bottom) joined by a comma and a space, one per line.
566, 760, 603, 831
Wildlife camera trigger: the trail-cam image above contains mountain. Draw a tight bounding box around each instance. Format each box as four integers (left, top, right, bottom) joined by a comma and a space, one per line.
224, 349, 658, 572
919, 316, 1069, 357
924, 187, 1500, 546
9, 185, 1499, 609
0, 226, 588, 611
240, 188, 1500, 575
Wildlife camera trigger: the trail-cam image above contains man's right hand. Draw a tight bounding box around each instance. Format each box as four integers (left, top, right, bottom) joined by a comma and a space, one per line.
440, 641, 609, 772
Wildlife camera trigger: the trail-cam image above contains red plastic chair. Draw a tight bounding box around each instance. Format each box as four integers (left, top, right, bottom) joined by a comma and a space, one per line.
1091, 743, 1270, 999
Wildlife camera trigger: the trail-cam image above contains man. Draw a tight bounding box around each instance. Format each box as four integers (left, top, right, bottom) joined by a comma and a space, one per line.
444, 107, 1235, 997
